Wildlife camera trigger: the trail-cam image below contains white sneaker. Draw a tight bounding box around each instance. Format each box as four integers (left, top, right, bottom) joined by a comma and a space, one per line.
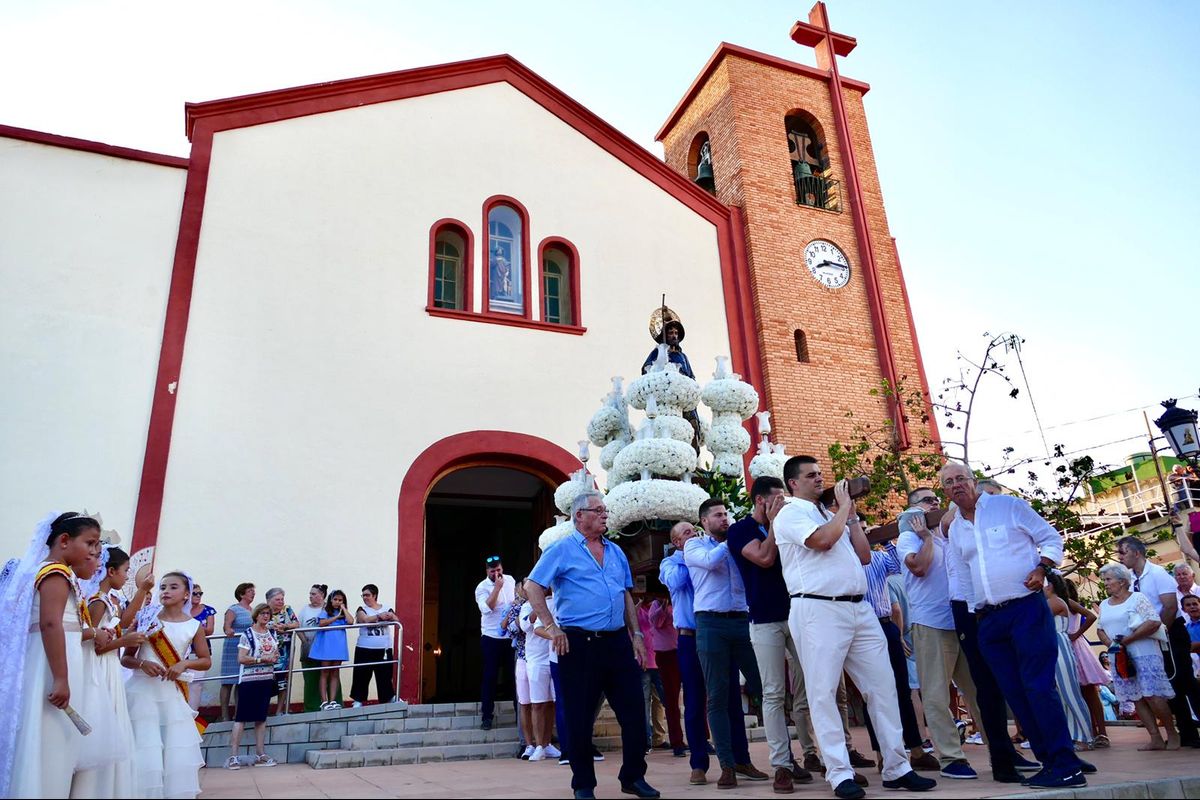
1020, 740, 1032, 750
529, 746, 546, 762
965, 732, 983, 746
224, 756, 240, 770
545, 744, 561, 758
521, 745, 534, 759
253, 754, 277, 767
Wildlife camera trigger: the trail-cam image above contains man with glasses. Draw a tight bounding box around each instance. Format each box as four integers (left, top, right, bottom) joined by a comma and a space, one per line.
475, 553, 515, 731
1116, 536, 1200, 748
772, 455, 935, 800
896, 489, 979, 780
525, 491, 659, 800
940, 462, 1091, 790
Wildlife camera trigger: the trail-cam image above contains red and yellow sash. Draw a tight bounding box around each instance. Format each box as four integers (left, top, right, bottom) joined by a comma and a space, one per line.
35, 563, 92, 629
147, 627, 207, 734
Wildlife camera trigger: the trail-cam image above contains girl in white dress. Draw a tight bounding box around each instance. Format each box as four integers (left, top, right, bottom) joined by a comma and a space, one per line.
73, 546, 155, 798
123, 570, 212, 799
0, 512, 104, 798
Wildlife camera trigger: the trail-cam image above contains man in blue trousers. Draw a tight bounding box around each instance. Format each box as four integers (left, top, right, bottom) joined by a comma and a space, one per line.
941, 463, 1095, 790
660, 520, 717, 786
525, 491, 659, 800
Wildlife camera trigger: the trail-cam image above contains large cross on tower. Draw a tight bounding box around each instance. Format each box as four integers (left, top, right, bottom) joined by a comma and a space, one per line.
790, 3, 911, 449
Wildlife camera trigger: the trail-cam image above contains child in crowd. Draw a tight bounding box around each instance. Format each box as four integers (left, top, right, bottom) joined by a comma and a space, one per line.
226, 603, 280, 769
123, 571, 212, 799
1044, 571, 1096, 748
74, 546, 153, 798
299, 584, 341, 711
310, 589, 352, 710
1, 512, 103, 798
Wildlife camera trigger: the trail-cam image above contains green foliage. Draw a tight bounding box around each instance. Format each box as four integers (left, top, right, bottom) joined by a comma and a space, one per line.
826, 378, 943, 521
696, 468, 750, 519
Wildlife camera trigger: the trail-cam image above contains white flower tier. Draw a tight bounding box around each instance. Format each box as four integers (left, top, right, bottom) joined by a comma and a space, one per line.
612, 437, 698, 480
701, 377, 760, 419
605, 479, 710, 531
627, 368, 700, 413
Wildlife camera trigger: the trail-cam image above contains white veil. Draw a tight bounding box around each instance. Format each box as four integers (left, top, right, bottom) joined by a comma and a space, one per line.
0, 513, 56, 798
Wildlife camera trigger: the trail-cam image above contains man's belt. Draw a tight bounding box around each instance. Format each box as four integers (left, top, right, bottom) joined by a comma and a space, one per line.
561, 626, 626, 638
790, 592, 864, 603
975, 592, 1037, 617
695, 610, 749, 618
677, 628, 696, 636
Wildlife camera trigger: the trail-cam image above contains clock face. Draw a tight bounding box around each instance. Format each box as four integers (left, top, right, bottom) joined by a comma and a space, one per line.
804, 240, 851, 289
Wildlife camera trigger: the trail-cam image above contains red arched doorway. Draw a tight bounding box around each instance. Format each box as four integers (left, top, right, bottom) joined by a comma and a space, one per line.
395, 430, 580, 702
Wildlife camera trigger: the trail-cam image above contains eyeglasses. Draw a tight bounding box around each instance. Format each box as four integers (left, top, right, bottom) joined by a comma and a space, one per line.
192, 590, 203, 596
941, 475, 973, 487
580, 508, 609, 515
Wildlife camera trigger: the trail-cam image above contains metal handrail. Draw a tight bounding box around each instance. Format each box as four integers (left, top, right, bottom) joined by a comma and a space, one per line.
187, 620, 402, 716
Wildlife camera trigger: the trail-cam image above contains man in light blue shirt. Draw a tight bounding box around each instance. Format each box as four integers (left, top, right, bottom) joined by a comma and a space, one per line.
660, 521, 710, 783
683, 499, 767, 788
526, 491, 659, 800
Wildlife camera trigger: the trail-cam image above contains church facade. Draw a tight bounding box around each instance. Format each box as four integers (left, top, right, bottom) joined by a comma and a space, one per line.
0, 5, 936, 703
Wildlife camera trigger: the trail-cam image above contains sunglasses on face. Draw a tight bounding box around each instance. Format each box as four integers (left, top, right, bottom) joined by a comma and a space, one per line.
192, 590, 203, 596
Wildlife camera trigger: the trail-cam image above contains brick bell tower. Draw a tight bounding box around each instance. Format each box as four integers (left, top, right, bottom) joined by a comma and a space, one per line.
658, 2, 939, 460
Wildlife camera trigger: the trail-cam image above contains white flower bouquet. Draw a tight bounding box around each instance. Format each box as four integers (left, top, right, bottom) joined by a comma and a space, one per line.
612, 437, 697, 480
650, 415, 694, 444
538, 519, 576, 551
749, 452, 786, 480
554, 475, 592, 516
600, 437, 630, 471
707, 418, 751, 455
713, 452, 745, 477
588, 405, 628, 446
605, 478, 711, 531
701, 377, 759, 420
627, 370, 700, 413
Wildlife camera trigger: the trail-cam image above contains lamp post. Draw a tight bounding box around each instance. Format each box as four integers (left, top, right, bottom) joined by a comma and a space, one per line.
1154, 398, 1200, 467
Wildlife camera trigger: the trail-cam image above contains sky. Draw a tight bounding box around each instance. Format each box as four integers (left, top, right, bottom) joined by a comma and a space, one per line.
3, 0, 1198, 495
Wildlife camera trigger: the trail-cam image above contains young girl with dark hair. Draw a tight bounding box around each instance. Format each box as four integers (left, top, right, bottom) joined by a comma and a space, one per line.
1043, 572, 1096, 748
1, 512, 103, 798
310, 589, 352, 710
74, 545, 154, 798
122, 570, 212, 798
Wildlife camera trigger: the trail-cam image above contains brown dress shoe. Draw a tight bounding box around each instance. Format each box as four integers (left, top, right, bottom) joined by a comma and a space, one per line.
717, 767, 738, 789
789, 761, 814, 784
910, 751, 940, 771
853, 772, 869, 787
803, 753, 824, 773
735, 763, 770, 781
689, 769, 707, 785
773, 767, 795, 794
849, 750, 876, 769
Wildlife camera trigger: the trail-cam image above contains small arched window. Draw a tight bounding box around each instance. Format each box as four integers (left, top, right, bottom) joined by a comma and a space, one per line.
427, 219, 473, 312
484, 199, 530, 317
785, 111, 839, 211
795, 329, 810, 363
542, 246, 572, 325
688, 132, 715, 194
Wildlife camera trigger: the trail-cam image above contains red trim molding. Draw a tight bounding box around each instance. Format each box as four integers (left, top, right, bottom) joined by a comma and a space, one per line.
130, 123, 215, 552
536, 236, 582, 327
481, 195, 533, 319
427, 218, 475, 313
0, 123, 188, 169
395, 431, 581, 702
655, 42, 871, 142
891, 237, 941, 450
425, 306, 586, 336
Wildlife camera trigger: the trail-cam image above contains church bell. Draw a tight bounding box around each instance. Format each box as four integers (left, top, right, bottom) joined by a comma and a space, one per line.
694, 161, 715, 193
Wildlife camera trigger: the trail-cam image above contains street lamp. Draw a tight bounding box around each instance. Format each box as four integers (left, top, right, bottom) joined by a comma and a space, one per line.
1155, 398, 1200, 465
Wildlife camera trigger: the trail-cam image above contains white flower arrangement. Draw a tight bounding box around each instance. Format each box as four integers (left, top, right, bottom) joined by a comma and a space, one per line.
707, 419, 751, 455
749, 453, 786, 480
600, 437, 630, 471
713, 452, 745, 478
627, 370, 700, 413
587, 405, 628, 446
605, 478, 711, 531
612, 437, 697, 480
554, 476, 592, 516
650, 415, 694, 444
701, 378, 759, 420
538, 519, 576, 551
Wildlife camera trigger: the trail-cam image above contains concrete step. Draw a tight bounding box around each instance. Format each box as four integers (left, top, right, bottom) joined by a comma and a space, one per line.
340, 721, 633, 750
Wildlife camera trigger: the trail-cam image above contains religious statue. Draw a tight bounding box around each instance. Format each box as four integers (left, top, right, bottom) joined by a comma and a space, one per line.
643, 305, 701, 451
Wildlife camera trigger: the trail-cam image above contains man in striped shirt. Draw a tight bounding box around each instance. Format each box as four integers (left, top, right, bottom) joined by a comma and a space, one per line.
860, 539, 940, 772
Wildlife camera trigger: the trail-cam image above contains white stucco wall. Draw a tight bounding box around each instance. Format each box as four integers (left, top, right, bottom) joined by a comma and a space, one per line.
152, 82, 732, 618
0, 138, 183, 554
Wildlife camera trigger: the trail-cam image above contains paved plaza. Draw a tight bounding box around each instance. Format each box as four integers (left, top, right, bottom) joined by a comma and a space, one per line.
199, 725, 1199, 798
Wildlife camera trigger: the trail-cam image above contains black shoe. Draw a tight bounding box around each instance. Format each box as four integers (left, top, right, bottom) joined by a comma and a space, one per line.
1078, 759, 1097, 775
834, 778, 865, 800
620, 779, 661, 798
592, 746, 605, 762
480, 718, 492, 731
1181, 737, 1200, 748
706, 742, 716, 755
1012, 754, 1041, 772
1020, 768, 1047, 786
992, 768, 1023, 784
673, 747, 687, 757
655, 742, 672, 750
1024, 770, 1086, 789
574, 791, 596, 800
848, 750, 876, 769
803, 752, 824, 773
788, 761, 814, 784
881, 771, 937, 791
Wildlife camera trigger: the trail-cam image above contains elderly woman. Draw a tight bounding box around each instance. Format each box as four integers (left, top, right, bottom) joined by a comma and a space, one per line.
220, 582, 256, 721
265, 588, 300, 714
1095, 563, 1177, 750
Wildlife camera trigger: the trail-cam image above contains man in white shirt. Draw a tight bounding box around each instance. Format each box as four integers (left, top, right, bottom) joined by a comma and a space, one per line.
1175, 563, 1197, 619
896, 489, 978, 780
1116, 537, 1200, 747
772, 455, 935, 800
941, 463, 1089, 790
474, 554, 515, 731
